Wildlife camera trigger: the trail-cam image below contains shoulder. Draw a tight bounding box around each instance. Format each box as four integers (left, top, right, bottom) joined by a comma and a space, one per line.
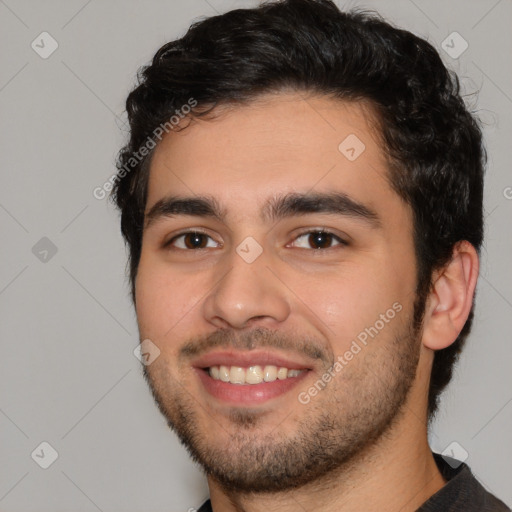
418, 452, 511, 512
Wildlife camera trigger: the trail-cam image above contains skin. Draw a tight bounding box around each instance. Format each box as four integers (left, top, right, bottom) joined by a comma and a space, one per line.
135, 92, 479, 512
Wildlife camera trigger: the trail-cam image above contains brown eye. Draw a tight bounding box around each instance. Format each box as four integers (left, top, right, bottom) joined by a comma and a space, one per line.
291, 230, 347, 250
308, 231, 334, 249
167, 232, 218, 250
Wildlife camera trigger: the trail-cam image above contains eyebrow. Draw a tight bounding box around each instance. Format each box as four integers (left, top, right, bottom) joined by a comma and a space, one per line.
144, 191, 381, 229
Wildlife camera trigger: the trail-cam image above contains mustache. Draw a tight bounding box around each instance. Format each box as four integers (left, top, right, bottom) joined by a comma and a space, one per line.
179, 326, 331, 366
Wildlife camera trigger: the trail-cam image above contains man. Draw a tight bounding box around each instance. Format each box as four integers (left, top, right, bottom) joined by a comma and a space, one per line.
111, 0, 510, 510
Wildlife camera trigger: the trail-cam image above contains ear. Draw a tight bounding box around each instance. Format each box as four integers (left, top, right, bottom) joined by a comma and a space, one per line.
422, 241, 480, 351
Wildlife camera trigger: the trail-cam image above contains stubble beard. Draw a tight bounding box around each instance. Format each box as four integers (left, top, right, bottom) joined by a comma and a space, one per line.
142, 313, 422, 494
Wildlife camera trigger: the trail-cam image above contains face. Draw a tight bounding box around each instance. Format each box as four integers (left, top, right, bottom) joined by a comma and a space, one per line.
135, 92, 422, 492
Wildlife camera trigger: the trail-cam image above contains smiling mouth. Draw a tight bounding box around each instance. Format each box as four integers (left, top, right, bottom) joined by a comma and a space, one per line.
206, 364, 306, 385
195, 365, 311, 406
190, 349, 315, 405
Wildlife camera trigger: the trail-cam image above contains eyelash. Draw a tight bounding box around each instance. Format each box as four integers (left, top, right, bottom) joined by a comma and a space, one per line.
164, 229, 348, 252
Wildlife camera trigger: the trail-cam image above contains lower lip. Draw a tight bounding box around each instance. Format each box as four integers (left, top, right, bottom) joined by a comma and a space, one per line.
195, 368, 310, 405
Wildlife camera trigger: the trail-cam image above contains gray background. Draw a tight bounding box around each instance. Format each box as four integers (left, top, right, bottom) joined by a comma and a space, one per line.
0, 0, 511, 511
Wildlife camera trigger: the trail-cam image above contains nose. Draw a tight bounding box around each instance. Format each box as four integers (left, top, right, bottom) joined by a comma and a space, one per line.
201, 245, 291, 330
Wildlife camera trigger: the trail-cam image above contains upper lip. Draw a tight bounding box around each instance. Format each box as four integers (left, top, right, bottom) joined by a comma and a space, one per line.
191, 349, 315, 370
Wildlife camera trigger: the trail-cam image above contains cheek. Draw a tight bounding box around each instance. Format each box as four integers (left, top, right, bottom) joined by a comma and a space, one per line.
135, 257, 195, 340
302, 262, 412, 348
289, 268, 375, 339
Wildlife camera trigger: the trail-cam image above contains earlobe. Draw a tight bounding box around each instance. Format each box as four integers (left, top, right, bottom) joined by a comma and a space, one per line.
422, 241, 479, 351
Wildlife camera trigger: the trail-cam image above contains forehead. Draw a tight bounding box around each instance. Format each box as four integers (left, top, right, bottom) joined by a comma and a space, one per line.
145, 92, 402, 223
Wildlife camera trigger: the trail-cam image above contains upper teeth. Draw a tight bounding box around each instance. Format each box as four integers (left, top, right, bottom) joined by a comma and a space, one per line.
209, 365, 303, 384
